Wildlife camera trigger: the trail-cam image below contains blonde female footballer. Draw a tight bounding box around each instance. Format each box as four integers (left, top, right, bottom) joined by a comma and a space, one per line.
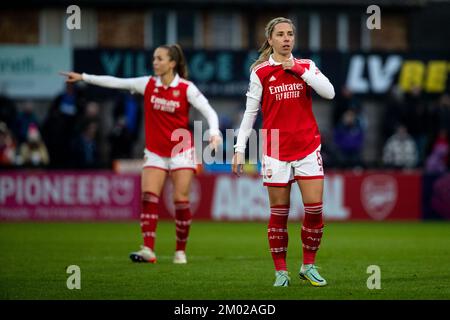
232, 17, 335, 287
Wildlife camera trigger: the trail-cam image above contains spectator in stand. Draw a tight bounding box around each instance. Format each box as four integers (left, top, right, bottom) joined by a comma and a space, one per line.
332, 86, 361, 127
0, 122, 16, 167
71, 120, 99, 169
109, 115, 134, 160
76, 101, 101, 132
75, 101, 104, 163
425, 129, 449, 174
43, 82, 84, 168
333, 109, 364, 168
319, 130, 338, 168
113, 93, 141, 144
0, 93, 17, 131
404, 86, 430, 165
382, 85, 407, 142
16, 124, 49, 168
436, 94, 450, 134
13, 101, 40, 144
109, 93, 142, 161
382, 124, 418, 169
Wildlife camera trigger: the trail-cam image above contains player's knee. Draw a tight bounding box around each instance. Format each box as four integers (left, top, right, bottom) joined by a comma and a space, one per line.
173, 191, 189, 203
142, 191, 160, 202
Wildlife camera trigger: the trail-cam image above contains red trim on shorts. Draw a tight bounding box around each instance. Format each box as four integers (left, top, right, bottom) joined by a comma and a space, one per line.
170, 167, 197, 173
294, 175, 324, 180
143, 166, 169, 172
264, 179, 295, 187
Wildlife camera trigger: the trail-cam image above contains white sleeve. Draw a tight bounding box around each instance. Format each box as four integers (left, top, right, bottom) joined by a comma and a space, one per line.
187, 82, 220, 137
82, 73, 150, 95
234, 71, 262, 153
301, 61, 335, 99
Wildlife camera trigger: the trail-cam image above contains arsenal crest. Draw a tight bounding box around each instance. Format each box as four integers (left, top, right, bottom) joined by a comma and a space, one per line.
266, 169, 273, 179
173, 90, 180, 97
361, 175, 398, 220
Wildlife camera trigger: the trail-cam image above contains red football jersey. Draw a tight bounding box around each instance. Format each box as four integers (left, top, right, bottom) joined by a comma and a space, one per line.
254, 58, 321, 161
143, 77, 193, 157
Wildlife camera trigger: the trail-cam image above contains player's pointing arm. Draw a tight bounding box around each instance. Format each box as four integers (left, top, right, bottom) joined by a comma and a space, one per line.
59, 71, 149, 95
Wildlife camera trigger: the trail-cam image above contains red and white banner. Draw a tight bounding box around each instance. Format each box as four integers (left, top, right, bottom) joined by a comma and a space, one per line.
0, 171, 140, 221
0, 170, 422, 221
157, 171, 422, 221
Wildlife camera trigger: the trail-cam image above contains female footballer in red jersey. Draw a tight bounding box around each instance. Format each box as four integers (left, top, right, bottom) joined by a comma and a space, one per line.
232, 17, 335, 287
62, 44, 221, 264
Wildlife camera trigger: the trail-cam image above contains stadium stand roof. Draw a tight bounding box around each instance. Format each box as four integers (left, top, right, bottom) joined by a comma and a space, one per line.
3, 0, 432, 8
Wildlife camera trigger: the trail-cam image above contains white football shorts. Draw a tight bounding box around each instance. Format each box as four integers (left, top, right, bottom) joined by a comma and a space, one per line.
261, 144, 324, 186
143, 148, 197, 172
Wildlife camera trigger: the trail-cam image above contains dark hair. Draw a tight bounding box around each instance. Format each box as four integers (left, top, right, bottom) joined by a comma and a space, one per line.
158, 44, 189, 79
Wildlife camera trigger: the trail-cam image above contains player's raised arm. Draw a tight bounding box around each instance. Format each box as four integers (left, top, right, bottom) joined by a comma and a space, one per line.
282, 59, 335, 100
59, 71, 150, 95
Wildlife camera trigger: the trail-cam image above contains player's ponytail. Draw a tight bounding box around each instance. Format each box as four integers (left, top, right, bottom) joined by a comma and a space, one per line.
171, 44, 188, 79
159, 44, 189, 79
250, 17, 296, 71
250, 41, 273, 71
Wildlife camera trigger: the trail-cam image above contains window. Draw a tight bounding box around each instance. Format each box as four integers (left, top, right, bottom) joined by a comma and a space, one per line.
71, 10, 97, 48
40, 9, 63, 45
321, 13, 337, 50
295, 12, 309, 51
206, 13, 242, 49
145, 11, 202, 49
177, 11, 196, 48
150, 12, 167, 47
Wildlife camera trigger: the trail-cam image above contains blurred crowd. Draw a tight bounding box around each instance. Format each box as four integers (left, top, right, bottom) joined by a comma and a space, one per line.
1, 82, 449, 174
320, 85, 449, 174
0, 82, 142, 170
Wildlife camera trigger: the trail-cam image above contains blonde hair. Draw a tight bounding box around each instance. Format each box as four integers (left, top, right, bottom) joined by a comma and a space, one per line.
250, 17, 296, 71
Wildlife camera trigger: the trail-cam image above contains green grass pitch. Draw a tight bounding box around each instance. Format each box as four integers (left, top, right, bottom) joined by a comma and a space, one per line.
1, 221, 449, 300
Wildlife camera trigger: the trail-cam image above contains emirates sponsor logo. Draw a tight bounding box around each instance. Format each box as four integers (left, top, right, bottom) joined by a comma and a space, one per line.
268, 82, 304, 94
361, 175, 398, 220
150, 95, 180, 113
269, 82, 304, 101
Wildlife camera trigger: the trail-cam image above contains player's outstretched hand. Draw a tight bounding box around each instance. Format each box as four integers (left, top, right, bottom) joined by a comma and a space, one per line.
232, 152, 244, 177
59, 71, 83, 83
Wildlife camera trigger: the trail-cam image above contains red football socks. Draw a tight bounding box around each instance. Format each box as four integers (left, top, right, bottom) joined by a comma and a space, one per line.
175, 201, 192, 252
268, 205, 290, 271
301, 202, 324, 265
141, 192, 160, 250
